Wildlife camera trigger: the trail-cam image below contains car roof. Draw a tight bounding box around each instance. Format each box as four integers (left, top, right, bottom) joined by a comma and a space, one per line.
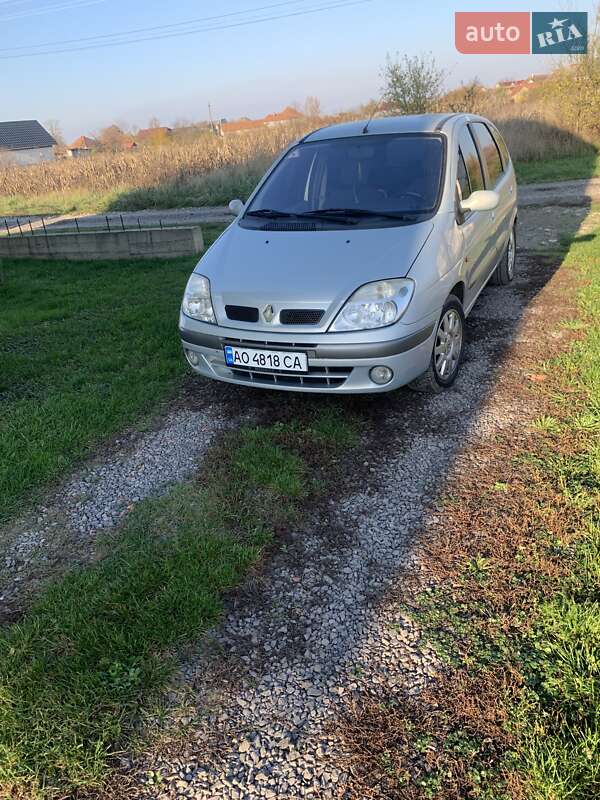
303, 113, 466, 142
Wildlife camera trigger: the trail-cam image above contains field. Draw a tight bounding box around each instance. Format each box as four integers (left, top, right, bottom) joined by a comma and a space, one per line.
0, 112, 597, 218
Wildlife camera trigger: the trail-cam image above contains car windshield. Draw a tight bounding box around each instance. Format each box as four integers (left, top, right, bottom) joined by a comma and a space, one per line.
245, 134, 444, 224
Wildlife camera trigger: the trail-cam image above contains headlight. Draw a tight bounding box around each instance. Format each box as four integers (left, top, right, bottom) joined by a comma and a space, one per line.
330, 278, 415, 332
182, 273, 216, 323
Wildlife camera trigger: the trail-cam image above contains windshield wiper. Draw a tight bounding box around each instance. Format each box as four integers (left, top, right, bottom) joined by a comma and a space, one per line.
245, 208, 357, 225
245, 208, 296, 218
305, 208, 420, 222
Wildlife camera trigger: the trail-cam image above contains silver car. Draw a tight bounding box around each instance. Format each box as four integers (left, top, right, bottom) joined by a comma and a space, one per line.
180, 113, 517, 393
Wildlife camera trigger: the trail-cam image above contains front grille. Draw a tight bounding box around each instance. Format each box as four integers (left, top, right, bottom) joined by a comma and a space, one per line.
221, 337, 316, 350
231, 365, 353, 388
225, 305, 259, 323
280, 309, 324, 325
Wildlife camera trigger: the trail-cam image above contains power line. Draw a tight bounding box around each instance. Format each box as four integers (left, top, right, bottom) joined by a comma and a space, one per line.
0, 0, 372, 58
0, 0, 102, 20
0, 0, 313, 50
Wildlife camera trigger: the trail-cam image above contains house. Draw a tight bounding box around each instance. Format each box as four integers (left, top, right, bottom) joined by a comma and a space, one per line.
496, 74, 549, 98
263, 106, 303, 126
221, 106, 304, 136
66, 135, 97, 158
221, 118, 264, 135
0, 120, 56, 165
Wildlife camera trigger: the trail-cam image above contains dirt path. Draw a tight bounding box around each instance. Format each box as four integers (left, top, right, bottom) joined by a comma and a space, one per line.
2, 176, 598, 237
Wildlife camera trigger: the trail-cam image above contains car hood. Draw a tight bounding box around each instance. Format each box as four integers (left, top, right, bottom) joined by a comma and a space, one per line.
195, 220, 434, 331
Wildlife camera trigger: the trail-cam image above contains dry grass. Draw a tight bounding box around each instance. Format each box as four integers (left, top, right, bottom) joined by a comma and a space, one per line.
0, 121, 315, 201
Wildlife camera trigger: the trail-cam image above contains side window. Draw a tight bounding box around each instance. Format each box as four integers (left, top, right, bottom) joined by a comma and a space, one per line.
471, 122, 503, 186
458, 126, 484, 194
457, 150, 471, 200
490, 125, 511, 169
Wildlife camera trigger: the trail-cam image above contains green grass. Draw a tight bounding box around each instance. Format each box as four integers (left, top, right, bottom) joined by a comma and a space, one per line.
0, 224, 225, 522
0, 408, 359, 797
515, 226, 600, 799
514, 151, 600, 184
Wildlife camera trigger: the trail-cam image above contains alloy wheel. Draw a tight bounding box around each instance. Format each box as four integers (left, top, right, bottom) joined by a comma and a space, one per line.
434, 308, 463, 381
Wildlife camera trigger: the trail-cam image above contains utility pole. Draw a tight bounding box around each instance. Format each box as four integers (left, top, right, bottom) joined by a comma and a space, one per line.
208, 102, 214, 133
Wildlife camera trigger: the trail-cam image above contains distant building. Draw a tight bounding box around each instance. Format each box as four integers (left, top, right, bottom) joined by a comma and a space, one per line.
66, 135, 97, 158
221, 106, 304, 136
263, 106, 303, 126
496, 73, 549, 98
0, 120, 56, 165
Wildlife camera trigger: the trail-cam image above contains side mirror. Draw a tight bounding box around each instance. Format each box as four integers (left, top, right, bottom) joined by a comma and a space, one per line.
459, 190, 499, 214
228, 198, 244, 216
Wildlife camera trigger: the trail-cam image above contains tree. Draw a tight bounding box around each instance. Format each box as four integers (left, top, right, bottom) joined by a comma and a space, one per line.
45, 119, 64, 146
382, 53, 445, 115
148, 116, 161, 129
99, 124, 127, 151
304, 96, 322, 118
443, 79, 484, 114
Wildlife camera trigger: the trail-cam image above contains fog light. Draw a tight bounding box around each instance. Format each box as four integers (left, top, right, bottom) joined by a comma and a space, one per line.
369, 365, 393, 385
185, 349, 200, 367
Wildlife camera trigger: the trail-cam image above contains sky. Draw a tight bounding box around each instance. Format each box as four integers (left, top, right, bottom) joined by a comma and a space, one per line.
1, 0, 596, 141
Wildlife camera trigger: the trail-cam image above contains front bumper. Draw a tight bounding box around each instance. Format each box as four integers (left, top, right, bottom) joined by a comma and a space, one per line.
179, 317, 436, 394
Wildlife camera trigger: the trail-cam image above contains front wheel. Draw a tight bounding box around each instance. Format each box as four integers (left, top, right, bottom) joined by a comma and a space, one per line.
408, 296, 465, 394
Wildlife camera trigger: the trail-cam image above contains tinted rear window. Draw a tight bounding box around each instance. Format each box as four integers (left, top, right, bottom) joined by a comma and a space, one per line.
471, 122, 503, 186
458, 127, 484, 194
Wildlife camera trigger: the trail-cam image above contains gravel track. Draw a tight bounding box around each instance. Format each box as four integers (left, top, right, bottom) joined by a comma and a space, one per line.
0, 405, 245, 619
126, 247, 563, 799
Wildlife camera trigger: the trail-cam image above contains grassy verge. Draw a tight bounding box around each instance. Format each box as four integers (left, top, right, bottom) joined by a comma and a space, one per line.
0, 224, 225, 523
338, 228, 600, 798
514, 151, 600, 184
0, 408, 358, 797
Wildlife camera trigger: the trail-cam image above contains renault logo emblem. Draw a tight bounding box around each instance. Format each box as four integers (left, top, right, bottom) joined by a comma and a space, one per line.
263, 304, 275, 323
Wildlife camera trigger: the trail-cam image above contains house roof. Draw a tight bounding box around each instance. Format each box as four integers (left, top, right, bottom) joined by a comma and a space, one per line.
68, 135, 97, 149
221, 118, 264, 133
263, 106, 303, 123
0, 120, 56, 152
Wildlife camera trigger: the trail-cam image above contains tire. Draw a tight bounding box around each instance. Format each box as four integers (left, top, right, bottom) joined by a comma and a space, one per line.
490, 224, 516, 286
408, 296, 465, 393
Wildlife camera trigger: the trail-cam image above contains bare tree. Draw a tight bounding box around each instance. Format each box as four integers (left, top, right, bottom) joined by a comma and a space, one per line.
45, 119, 64, 145
99, 124, 126, 151
382, 53, 445, 114
304, 96, 322, 118
148, 116, 161, 129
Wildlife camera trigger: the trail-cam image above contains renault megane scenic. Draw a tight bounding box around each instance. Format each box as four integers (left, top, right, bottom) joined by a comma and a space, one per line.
180, 113, 517, 393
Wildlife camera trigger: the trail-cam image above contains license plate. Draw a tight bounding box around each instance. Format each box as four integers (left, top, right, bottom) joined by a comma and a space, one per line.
224, 345, 308, 373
